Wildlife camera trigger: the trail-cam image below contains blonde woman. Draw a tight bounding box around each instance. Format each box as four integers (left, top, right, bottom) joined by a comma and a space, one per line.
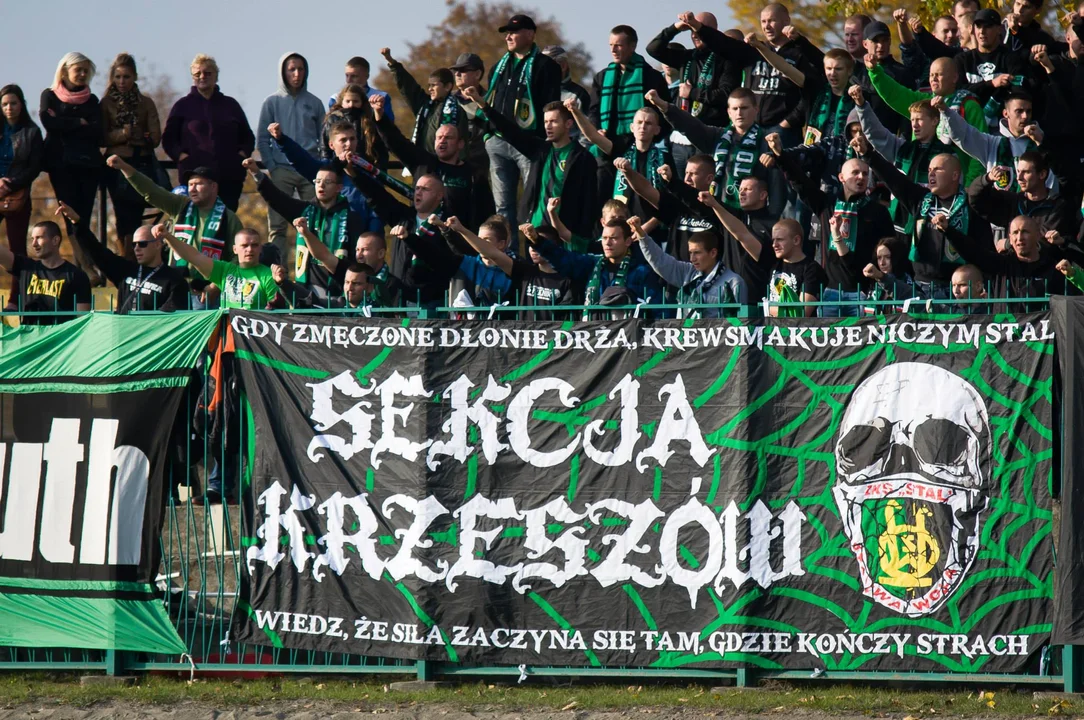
162, 54, 254, 211
101, 52, 163, 258
40, 52, 103, 282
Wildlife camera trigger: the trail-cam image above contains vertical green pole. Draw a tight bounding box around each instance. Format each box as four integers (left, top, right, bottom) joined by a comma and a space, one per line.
416, 659, 434, 681
735, 667, 748, 687
104, 649, 124, 676
1064, 645, 1082, 693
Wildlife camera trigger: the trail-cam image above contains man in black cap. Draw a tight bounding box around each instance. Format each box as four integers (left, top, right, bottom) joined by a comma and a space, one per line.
852, 20, 918, 137
484, 13, 562, 228
954, 8, 1033, 132
450, 52, 491, 172
108, 154, 243, 308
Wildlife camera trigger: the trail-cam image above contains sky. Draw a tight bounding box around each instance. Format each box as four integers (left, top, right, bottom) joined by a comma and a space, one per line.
5, 0, 739, 128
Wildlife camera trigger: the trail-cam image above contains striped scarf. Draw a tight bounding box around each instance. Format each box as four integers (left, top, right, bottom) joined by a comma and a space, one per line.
712, 124, 761, 209
583, 253, 631, 319
831, 195, 871, 251
682, 52, 715, 117
597, 53, 647, 136
296, 201, 350, 284
174, 198, 226, 263
614, 142, 667, 200
486, 47, 538, 130
412, 93, 461, 146
892, 138, 954, 233
915, 190, 969, 263
994, 135, 1038, 193
805, 87, 853, 145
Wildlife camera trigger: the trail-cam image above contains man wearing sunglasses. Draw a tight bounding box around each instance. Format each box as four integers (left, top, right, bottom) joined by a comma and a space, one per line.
56, 202, 190, 313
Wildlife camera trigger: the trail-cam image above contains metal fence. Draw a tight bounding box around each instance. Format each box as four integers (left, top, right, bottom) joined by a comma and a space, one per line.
0, 300, 1077, 690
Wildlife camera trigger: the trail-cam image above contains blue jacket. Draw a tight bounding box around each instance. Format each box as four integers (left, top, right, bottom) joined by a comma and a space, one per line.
258, 52, 326, 171
328, 85, 394, 123
274, 133, 383, 234
537, 240, 661, 304
458, 256, 513, 303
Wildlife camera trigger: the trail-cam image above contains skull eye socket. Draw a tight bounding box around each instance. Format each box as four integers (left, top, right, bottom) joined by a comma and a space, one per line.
838, 420, 893, 476
913, 418, 970, 472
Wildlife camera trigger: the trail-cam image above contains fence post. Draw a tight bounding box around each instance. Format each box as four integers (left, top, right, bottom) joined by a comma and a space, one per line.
1064, 645, 1083, 693
104, 649, 126, 676
416, 659, 434, 681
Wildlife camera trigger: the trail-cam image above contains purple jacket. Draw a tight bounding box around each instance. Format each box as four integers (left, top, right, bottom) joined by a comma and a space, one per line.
162, 86, 255, 184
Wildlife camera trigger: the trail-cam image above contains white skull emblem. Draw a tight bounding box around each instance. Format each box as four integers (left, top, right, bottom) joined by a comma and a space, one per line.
833, 363, 990, 617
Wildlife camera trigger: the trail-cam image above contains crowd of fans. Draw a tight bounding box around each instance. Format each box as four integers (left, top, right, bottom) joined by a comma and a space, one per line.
2, 2, 1082, 329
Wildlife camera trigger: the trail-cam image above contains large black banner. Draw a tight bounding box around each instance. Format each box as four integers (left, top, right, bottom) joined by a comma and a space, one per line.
233, 312, 1055, 673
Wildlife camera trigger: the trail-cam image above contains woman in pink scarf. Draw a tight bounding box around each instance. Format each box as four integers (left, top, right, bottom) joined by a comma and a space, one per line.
39, 52, 103, 283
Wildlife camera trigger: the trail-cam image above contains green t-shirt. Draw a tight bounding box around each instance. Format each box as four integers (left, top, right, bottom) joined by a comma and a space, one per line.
530, 143, 575, 226
206, 260, 280, 310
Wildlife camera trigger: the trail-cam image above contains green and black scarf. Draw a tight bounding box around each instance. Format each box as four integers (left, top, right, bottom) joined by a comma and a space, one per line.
614, 142, 668, 199
173, 197, 227, 263
916, 190, 969, 263
681, 52, 715, 117
597, 53, 647, 136
486, 46, 538, 130
583, 253, 631, 319
805, 87, 853, 145
296, 201, 350, 284
412, 93, 461, 146
994, 135, 1038, 192
712, 123, 761, 209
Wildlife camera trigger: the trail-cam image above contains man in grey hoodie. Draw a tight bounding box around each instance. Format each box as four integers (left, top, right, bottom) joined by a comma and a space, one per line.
257, 52, 326, 261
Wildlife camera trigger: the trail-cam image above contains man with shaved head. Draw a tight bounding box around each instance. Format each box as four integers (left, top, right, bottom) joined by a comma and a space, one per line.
932, 213, 1079, 304
860, 139, 993, 298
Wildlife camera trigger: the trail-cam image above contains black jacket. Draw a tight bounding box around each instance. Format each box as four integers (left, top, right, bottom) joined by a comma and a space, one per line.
967, 173, 1076, 238
72, 221, 189, 312
486, 46, 562, 138
646, 27, 739, 128
866, 148, 994, 284
588, 59, 670, 137
955, 45, 1033, 107
695, 25, 813, 129
376, 114, 493, 230
1, 118, 43, 191
39, 88, 102, 170
486, 105, 599, 240
255, 173, 365, 300
349, 171, 448, 306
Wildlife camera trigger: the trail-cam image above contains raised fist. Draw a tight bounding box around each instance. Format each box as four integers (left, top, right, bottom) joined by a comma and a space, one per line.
848, 84, 865, 106
268, 122, 283, 140
657, 164, 673, 183
765, 132, 783, 155
242, 157, 260, 174
892, 9, 908, 24
930, 213, 950, 232
292, 216, 310, 234
271, 264, 287, 284
863, 263, 884, 280
613, 157, 633, 173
